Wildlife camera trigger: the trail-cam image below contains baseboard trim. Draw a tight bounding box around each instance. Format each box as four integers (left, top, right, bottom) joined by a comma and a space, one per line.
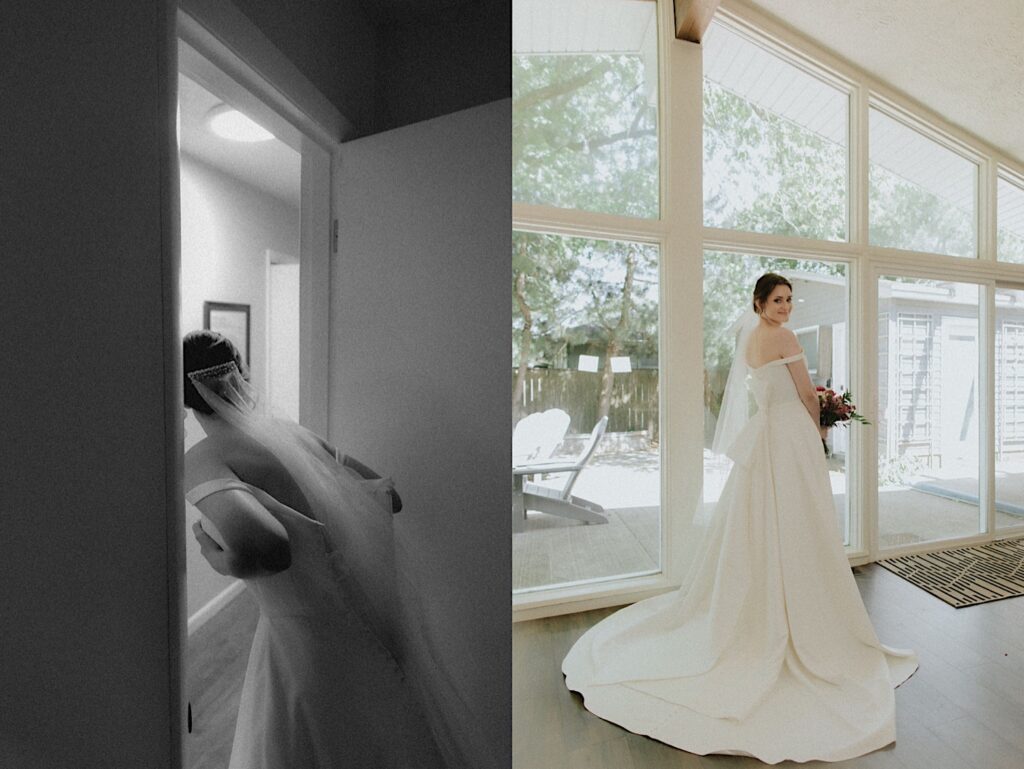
187, 580, 245, 636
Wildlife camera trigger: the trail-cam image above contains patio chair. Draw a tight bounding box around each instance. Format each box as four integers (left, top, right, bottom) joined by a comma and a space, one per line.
512, 408, 570, 465
513, 416, 609, 531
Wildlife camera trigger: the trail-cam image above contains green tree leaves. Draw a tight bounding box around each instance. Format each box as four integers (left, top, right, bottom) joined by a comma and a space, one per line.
513, 54, 658, 218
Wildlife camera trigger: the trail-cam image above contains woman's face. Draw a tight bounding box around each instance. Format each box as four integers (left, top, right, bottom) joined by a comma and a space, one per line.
759, 284, 793, 325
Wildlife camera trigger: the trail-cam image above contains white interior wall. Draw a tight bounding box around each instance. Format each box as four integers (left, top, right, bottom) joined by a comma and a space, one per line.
332, 99, 511, 769
268, 261, 301, 421
179, 152, 299, 621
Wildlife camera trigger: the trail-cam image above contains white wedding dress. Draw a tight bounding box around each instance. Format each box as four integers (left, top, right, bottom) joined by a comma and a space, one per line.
562, 350, 918, 764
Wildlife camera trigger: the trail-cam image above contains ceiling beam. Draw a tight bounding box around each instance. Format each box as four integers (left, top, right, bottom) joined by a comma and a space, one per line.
674, 0, 721, 43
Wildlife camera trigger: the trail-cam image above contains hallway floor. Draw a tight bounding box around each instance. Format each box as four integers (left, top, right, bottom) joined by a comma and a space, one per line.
186, 589, 257, 769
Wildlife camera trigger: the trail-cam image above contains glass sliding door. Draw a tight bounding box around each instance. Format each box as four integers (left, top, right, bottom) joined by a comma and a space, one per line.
703, 252, 852, 546
877, 277, 984, 547
513, 231, 661, 592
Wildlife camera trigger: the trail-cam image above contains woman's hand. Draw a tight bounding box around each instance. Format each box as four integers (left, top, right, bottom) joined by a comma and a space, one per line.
192, 520, 233, 576
818, 424, 830, 440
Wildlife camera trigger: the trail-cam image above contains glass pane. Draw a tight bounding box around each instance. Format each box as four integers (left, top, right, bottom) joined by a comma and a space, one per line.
878, 277, 981, 547
998, 175, 1024, 264
513, 231, 661, 591
703, 252, 851, 546
512, 0, 659, 218
996, 287, 1024, 530
702, 22, 848, 241
869, 110, 977, 257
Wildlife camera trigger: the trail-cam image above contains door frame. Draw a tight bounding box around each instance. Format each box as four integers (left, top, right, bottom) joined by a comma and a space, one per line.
172, 2, 340, 759
177, 2, 338, 436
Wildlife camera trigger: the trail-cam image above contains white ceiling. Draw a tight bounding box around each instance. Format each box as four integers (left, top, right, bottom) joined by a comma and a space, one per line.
741, 0, 1024, 167
513, 0, 656, 55
177, 72, 300, 207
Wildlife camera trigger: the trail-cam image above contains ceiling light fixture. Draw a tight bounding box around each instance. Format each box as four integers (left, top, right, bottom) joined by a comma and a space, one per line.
206, 104, 274, 143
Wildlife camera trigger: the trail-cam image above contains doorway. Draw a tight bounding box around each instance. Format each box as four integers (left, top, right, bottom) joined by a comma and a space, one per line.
176, 32, 331, 766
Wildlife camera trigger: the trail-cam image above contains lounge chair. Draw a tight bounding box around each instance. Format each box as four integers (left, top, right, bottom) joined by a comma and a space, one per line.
512, 408, 570, 465
512, 416, 608, 532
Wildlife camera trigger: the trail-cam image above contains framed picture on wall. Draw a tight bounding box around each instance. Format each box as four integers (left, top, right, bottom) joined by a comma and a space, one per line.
204, 301, 251, 366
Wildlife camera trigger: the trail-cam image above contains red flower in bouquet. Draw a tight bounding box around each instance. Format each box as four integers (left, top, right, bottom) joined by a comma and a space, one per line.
817, 387, 869, 428
816, 387, 869, 456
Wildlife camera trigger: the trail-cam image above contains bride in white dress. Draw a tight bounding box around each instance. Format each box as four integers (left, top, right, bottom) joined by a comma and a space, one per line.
183, 330, 442, 768
562, 273, 918, 764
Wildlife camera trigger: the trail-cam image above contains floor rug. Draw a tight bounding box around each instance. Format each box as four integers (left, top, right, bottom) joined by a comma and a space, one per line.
878, 536, 1024, 608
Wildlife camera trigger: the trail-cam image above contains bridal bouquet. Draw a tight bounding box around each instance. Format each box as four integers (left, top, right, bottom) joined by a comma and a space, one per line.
817, 386, 869, 456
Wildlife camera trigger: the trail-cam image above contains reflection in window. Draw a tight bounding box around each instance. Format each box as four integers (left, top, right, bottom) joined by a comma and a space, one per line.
703, 252, 850, 544
513, 231, 661, 592
702, 21, 848, 241
512, 0, 659, 218
998, 175, 1024, 264
869, 109, 977, 257
878, 278, 983, 547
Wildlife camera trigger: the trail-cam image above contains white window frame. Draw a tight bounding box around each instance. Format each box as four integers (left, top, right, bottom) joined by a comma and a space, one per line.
516, 0, 1024, 620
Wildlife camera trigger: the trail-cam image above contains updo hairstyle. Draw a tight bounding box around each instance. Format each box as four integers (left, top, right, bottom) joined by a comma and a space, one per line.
183, 330, 249, 414
752, 272, 793, 314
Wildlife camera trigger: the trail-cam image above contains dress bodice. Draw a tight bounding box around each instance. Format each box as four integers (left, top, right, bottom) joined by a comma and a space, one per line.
748, 352, 805, 412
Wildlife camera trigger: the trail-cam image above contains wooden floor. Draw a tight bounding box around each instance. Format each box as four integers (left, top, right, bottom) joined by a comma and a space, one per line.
186, 589, 258, 769
513, 564, 1024, 769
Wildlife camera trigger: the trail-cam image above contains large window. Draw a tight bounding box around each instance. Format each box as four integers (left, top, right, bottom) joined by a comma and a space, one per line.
703, 12, 1024, 565
512, 0, 659, 217
513, 232, 660, 591
515, 4, 1024, 616
995, 287, 1024, 531
877, 278, 984, 547
998, 173, 1024, 264
512, 0, 664, 598
869, 108, 978, 258
702, 22, 849, 241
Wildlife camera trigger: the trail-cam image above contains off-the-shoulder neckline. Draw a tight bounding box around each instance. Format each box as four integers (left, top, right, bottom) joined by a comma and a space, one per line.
746, 350, 805, 371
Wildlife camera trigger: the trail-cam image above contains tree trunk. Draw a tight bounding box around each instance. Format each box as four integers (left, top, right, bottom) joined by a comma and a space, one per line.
513, 269, 532, 424
597, 337, 620, 423
597, 247, 637, 423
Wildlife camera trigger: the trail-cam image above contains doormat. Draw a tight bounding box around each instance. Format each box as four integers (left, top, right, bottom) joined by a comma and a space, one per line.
877, 537, 1024, 608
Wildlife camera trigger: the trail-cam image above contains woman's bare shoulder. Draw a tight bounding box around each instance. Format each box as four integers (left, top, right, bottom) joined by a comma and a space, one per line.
184, 438, 234, 488
186, 438, 222, 487
752, 325, 796, 353
776, 327, 802, 355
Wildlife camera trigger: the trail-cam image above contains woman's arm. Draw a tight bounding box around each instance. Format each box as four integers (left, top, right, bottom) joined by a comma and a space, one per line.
192, 488, 291, 578
776, 328, 821, 430
786, 356, 822, 428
